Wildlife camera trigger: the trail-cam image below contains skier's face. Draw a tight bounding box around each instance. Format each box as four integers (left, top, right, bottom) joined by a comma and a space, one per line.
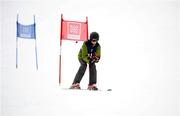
91, 39, 97, 46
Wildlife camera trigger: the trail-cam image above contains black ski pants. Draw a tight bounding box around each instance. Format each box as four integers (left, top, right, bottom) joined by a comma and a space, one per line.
73, 59, 97, 85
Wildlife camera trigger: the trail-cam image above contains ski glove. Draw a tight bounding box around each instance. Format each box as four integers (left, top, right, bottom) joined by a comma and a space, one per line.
88, 53, 100, 64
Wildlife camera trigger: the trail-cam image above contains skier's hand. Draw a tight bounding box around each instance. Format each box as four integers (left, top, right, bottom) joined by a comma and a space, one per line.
88, 53, 100, 64
93, 55, 100, 63
91, 56, 99, 63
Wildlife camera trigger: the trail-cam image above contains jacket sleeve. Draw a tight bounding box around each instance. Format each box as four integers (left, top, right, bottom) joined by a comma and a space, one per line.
81, 42, 90, 64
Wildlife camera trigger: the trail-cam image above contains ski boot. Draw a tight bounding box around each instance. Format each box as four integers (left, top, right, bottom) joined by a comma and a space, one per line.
88, 84, 98, 90
70, 83, 81, 89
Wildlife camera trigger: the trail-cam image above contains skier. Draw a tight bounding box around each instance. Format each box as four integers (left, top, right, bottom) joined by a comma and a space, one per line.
70, 32, 101, 90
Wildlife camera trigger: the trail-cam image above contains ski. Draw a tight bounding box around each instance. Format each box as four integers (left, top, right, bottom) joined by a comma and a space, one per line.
61, 88, 112, 91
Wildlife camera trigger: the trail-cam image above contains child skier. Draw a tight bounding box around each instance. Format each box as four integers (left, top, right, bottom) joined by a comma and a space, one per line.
70, 32, 101, 90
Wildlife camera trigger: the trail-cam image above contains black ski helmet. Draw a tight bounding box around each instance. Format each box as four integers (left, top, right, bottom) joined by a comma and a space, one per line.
90, 32, 99, 41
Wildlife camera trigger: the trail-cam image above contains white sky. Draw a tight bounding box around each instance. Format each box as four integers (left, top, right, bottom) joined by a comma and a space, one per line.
1, 0, 180, 116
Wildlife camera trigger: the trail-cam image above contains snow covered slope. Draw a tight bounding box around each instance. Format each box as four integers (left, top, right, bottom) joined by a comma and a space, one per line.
1, 0, 179, 116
